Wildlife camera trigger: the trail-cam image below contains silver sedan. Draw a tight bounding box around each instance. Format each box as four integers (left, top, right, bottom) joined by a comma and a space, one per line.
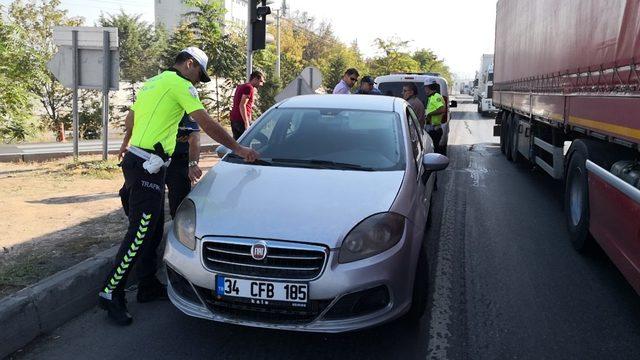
164, 94, 449, 332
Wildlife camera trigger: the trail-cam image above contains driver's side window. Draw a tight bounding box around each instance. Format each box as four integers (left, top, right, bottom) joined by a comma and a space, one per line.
406, 108, 423, 170
407, 106, 423, 137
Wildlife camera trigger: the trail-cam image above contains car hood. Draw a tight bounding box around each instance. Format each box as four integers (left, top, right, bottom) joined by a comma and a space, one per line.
189, 161, 405, 248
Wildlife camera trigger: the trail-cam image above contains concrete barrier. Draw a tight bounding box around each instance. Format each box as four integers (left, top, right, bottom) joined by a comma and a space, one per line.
0, 247, 117, 358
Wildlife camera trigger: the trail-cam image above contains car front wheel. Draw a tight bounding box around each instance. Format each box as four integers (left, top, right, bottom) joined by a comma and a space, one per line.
402, 244, 429, 324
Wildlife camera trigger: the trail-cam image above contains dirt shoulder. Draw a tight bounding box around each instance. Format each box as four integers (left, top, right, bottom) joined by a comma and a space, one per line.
0, 153, 219, 298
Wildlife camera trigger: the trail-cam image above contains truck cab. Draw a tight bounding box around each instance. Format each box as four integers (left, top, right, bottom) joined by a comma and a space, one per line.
477, 59, 498, 116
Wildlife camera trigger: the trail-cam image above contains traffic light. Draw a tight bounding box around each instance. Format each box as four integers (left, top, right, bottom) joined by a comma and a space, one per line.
250, 0, 272, 51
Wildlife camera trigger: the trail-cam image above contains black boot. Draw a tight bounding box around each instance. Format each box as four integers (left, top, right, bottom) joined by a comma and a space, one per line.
99, 293, 133, 326
137, 277, 168, 303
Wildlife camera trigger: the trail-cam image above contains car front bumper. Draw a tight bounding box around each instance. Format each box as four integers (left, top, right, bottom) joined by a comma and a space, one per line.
163, 225, 418, 333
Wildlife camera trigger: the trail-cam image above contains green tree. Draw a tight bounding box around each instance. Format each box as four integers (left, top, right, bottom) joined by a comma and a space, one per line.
8, 0, 84, 138
0, 9, 40, 142
99, 11, 167, 102
368, 37, 420, 76
324, 48, 349, 90
161, 23, 199, 69
413, 48, 453, 84
253, 44, 282, 114
209, 33, 246, 121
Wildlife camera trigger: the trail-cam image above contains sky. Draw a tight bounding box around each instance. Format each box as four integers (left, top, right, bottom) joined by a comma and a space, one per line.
1, 0, 498, 79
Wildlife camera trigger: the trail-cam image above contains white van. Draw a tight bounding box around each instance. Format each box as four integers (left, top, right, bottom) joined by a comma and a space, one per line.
374, 73, 457, 149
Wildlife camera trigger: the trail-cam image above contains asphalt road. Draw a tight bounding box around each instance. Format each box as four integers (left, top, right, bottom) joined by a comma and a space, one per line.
12, 98, 640, 360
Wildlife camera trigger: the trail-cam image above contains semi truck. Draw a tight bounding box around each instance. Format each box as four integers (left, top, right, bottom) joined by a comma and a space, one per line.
475, 54, 497, 115
493, 0, 640, 295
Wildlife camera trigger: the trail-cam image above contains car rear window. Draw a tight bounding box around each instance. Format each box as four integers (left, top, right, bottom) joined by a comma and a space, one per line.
377, 82, 427, 104
232, 108, 406, 171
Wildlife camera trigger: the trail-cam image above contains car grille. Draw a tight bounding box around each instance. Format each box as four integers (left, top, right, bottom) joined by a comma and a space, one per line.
201, 238, 328, 280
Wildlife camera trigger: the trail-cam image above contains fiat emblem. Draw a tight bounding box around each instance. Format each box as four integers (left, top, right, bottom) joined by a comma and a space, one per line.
251, 242, 268, 260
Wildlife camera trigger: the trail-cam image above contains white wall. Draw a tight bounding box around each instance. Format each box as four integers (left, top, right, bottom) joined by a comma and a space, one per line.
155, 0, 248, 33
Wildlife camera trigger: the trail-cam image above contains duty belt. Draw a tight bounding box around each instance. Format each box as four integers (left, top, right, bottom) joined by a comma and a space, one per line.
128, 146, 171, 174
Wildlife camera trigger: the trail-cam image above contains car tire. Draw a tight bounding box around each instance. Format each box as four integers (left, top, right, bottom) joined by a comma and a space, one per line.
403, 244, 429, 324
564, 141, 593, 252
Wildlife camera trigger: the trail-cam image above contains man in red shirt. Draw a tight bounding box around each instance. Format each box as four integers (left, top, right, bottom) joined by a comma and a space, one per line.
230, 70, 265, 139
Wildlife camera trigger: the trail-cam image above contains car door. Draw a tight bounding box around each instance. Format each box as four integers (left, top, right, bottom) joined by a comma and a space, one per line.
406, 106, 429, 226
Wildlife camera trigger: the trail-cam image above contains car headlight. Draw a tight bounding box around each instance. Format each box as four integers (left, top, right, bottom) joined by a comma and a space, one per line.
338, 213, 406, 264
173, 199, 196, 250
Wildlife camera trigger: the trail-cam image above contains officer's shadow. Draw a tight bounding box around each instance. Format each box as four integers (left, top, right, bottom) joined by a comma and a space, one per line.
210, 167, 260, 211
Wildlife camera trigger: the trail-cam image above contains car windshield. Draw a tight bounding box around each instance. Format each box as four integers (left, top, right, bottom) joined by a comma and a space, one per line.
226, 108, 405, 171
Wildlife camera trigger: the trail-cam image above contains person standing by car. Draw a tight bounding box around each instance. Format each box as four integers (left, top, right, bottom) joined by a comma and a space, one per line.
402, 83, 425, 128
332, 68, 359, 94
230, 70, 265, 140
425, 79, 447, 154
356, 76, 383, 95
166, 114, 201, 218
101, 46, 258, 326
119, 113, 202, 219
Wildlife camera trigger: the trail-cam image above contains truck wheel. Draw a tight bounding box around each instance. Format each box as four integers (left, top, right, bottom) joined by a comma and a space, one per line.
505, 115, 513, 161
499, 112, 508, 154
509, 116, 523, 163
564, 141, 592, 252
563, 139, 632, 252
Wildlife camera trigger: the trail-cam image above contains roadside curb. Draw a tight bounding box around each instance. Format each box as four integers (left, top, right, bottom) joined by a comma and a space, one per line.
0, 246, 118, 358
1, 219, 173, 358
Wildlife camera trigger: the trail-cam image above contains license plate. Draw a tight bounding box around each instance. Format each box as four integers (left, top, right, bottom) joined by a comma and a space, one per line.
215, 276, 308, 307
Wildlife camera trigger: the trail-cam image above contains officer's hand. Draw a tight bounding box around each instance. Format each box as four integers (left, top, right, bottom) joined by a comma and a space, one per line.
118, 143, 128, 161
235, 146, 259, 162
189, 165, 202, 184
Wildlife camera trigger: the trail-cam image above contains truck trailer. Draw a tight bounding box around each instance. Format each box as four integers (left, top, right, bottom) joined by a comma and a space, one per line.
493, 0, 640, 294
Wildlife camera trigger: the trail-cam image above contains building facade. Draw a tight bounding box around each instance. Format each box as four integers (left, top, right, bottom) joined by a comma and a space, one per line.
154, 0, 248, 34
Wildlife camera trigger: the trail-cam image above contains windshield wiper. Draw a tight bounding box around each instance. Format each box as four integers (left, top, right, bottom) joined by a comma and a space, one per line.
270, 158, 375, 171
224, 152, 272, 166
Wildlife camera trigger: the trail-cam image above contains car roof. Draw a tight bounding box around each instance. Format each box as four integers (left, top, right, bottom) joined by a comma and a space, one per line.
277, 94, 398, 112
375, 74, 449, 96
375, 74, 448, 84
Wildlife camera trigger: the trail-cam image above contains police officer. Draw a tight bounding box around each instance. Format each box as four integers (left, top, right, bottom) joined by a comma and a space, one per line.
424, 79, 447, 154
119, 115, 201, 219
101, 47, 258, 325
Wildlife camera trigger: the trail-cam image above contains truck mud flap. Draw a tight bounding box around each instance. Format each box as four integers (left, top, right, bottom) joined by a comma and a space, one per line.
493, 125, 501, 137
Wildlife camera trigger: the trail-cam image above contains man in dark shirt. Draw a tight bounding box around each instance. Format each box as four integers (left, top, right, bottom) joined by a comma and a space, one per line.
355, 76, 383, 95
165, 113, 201, 218
230, 70, 265, 139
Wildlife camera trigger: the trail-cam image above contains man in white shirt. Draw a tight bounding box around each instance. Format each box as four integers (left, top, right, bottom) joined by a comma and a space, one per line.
332, 68, 359, 94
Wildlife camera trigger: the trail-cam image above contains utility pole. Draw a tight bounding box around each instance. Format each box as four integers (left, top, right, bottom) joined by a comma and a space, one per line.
275, 9, 281, 79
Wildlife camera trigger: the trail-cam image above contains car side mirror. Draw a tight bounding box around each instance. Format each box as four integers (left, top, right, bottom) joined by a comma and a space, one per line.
450, 100, 458, 108
422, 153, 449, 171
215, 145, 231, 158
